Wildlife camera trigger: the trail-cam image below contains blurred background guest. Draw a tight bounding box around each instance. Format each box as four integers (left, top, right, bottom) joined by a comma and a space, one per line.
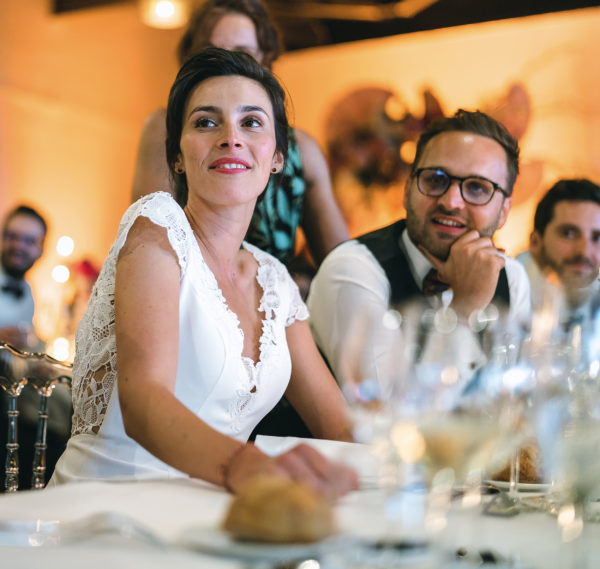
0, 205, 46, 349
517, 178, 600, 318
0, 204, 71, 491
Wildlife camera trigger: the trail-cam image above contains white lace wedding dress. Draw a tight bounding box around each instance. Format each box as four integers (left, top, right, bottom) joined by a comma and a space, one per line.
50, 192, 308, 484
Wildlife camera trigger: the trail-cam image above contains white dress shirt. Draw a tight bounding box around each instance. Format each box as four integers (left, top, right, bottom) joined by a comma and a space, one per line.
307, 228, 531, 387
0, 265, 34, 329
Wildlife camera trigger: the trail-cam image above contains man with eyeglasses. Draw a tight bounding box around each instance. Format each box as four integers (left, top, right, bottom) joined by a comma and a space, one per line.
307, 109, 530, 382
0, 205, 47, 349
0, 205, 73, 491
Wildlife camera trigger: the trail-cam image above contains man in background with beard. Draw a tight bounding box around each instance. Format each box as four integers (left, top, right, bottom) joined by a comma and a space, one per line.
0, 205, 46, 349
307, 109, 531, 383
517, 179, 600, 320
0, 205, 72, 491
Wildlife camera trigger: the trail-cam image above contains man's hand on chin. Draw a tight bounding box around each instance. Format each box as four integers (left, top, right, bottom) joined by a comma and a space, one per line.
420, 230, 506, 319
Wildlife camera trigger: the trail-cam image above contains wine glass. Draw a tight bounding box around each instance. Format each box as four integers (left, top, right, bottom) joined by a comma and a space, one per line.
531, 312, 600, 569
336, 303, 433, 560
26, 351, 73, 489
337, 303, 405, 485
478, 319, 542, 515
384, 301, 516, 562
481, 280, 574, 517
0, 343, 31, 492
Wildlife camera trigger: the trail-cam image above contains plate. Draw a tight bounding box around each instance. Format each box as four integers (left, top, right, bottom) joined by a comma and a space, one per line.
485, 480, 550, 492
178, 526, 350, 562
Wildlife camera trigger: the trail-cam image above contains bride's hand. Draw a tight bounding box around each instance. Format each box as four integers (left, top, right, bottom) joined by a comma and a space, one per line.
225, 442, 359, 499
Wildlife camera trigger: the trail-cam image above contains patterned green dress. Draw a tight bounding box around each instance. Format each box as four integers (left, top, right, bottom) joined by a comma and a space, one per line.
245, 129, 305, 265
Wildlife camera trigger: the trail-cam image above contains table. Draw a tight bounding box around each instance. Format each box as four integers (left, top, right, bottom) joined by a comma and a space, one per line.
1, 475, 599, 569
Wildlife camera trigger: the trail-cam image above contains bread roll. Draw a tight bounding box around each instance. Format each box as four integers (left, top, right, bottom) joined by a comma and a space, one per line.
492, 443, 543, 484
222, 475, 335, 543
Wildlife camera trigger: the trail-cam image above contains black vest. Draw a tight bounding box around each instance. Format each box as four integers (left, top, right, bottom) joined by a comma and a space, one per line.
357, 219, 510, 308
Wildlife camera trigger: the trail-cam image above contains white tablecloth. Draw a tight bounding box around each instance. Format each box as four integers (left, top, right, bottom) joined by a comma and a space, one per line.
1, 440, 599, 569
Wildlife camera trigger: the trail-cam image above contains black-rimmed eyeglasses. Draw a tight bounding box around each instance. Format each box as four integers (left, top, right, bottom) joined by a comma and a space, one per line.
413, 167, 508, 206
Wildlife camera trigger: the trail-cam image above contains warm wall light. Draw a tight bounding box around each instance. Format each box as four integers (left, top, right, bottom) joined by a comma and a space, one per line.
50, 337, 71, 362
56, 235, 75, 257
139, 0, 190, 29
52, 265, 70, 284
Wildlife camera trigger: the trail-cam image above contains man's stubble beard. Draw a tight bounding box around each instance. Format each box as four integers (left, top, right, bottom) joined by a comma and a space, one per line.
538, 244, 597, 291
404, 196, 503, 262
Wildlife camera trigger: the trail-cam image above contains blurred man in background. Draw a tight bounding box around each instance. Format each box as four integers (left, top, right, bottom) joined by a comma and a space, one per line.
0, 205, 71, 491
0, 205, 46, 348
517, 178, 600, 316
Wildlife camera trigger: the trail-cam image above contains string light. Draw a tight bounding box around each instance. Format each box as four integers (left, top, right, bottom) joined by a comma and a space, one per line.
52, 265, 70, 283
56, 235, 74, 257
51, 337, 70, 362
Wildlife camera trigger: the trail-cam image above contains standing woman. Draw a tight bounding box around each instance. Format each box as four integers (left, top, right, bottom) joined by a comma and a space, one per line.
50, 48, 357, 496
131, 0, 349, 266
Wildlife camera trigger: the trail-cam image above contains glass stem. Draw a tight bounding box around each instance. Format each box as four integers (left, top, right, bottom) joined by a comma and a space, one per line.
508, 447, 520, 500
4, 394, 20, 492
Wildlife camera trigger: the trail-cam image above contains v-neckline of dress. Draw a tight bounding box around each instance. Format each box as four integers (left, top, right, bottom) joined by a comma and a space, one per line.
187, 230, 270, 370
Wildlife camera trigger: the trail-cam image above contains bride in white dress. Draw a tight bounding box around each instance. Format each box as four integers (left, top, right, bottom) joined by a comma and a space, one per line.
51, 48, 357, 496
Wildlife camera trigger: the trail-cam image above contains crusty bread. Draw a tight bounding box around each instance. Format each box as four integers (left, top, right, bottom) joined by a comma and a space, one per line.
492, 443, 543, 484
222, 475, 335, 543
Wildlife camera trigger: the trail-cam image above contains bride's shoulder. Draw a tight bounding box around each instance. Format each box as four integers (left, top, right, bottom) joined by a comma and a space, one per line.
117, 193, 192, 270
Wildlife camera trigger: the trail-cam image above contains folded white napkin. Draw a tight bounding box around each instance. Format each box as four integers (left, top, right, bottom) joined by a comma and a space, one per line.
254, 435, 380, 489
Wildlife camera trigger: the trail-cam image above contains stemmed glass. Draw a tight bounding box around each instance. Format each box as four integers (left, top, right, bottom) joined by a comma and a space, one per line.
26, 352, 73, 489
337, 304, 405, 486
481, 280, 572, 517
478, 318, 539, 515
336, 300, 522, 566
335, 303, 434, 565
531, 312, 600, 569
0, 343, 31, 492
0, 343, 73, 491
384, 301, 517, 561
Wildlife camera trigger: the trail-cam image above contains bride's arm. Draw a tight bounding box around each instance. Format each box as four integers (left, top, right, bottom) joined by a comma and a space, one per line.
115, 217, 245, 484
284, 319, 355, 443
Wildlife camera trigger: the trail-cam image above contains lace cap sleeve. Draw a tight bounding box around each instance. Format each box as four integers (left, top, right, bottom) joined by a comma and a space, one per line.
285, 273, 309, 326
115, 192, 192, 272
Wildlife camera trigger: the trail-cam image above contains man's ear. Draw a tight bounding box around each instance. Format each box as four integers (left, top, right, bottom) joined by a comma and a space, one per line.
496, 196, 513, 230
529, 230, 542, 258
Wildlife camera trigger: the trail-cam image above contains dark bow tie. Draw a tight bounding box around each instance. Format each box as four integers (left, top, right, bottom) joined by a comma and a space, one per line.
422, 268, 450, 297
1, 280, 25, 299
